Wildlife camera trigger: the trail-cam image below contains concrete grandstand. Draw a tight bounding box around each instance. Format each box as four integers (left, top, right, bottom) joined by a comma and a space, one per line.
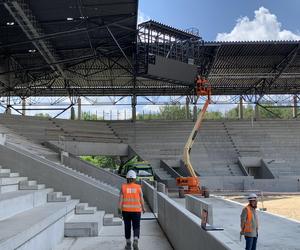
0, 0, 299, 250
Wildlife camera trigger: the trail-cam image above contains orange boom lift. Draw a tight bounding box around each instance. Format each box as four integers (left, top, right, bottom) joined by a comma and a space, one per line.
176, 75, 211, 195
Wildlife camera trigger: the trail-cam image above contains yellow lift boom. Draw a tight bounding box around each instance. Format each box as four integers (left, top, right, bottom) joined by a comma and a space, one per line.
176, 76, 211, 195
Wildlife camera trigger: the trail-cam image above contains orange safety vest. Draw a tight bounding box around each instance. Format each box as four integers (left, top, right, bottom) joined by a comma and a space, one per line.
242, 205, 258, 233
121, 183, 142, 212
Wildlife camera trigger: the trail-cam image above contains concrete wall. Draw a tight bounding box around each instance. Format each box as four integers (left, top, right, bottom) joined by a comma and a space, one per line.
157, 192, 241, 250
185, 195, 213, 225
141, 181, 157, 213
160, 160, 181, 178
260, 159, 275, 179
62, 154, 125, 189
238, 157, 261, 167
244, 177, 300, 192
201, 176, 300, 192
201, 176, 252, 191
51, 140, 128, 156
0, 144, 120, 215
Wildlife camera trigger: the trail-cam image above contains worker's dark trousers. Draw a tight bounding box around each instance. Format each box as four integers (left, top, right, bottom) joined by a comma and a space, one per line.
122, 211, 141, 239
245, 236, 257, 250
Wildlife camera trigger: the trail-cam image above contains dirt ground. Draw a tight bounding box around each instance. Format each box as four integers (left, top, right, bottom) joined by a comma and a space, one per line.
227, 195, 300, 221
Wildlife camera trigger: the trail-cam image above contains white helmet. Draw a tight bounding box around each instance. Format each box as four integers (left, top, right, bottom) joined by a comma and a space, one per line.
248, 193, 258, 201
126, 170, 137, 179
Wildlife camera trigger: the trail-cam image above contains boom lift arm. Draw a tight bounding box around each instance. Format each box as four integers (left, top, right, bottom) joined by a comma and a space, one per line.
176, 76, 211, 195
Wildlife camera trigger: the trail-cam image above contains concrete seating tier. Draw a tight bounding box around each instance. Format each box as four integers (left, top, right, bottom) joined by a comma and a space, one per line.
2, 115, 300, 181
0, 114, 120, 144
109, 121, 241, 180
110, 119, 300, 180
0, 164, 119, 250
224, 120, 300, 176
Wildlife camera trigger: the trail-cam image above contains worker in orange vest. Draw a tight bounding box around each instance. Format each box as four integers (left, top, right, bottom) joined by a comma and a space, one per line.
240, 193, 259, 250
119, 170, 145, 250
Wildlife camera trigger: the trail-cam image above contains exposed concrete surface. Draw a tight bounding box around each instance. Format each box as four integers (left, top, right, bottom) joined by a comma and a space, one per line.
55, 216, 173, 250
50, 140, 128, 156
0, 200, 78, 250
174, 196, 300, 250
0, 144, 120, 215
159, 193, 241, 250
62, 154, 125, 189
185, 195, 213, 225
200, 176, 300, 192
142, 181, 158, 213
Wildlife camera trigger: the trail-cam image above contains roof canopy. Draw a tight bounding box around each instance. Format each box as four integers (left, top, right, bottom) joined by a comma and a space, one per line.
0, 1, 299, 97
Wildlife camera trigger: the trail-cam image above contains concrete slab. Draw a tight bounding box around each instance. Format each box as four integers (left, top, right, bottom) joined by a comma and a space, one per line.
65, 211, 105, 237
55, 218, 173, 250
0, 200, 78, 249
173, 196, 300, 250
0, 189, 53, 219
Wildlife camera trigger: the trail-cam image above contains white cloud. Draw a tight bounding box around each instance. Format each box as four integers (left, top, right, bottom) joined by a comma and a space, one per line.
138, 11, 150, 24
216, 7, 300, 41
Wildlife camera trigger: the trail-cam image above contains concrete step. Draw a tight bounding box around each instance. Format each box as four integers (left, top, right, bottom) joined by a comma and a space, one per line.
0, 184, 19, 194
64, 211, 105, 237
47, 192, 71, 202
75, 203, 97, 214
0, 172, 19, 178
0, 176, 27, 185
0, 188, 53, 220
103, 213, 122, 226
19, 180, 46, 190
0, 169, 11, 174
0, 199, 78, 250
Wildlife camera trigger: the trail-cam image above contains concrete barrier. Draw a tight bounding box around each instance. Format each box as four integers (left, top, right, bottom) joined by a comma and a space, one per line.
201, 176, 300, 192
157, 192, 241, 250
201, 176, 252, 191
157, 182, 166, 194
62, 154, 125, 189
185, 195, 213, 225
141, 181, 157, 213
244, 176, 300, 192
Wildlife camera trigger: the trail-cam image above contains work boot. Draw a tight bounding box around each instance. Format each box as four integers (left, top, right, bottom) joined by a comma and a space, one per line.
125, 240, 131, 250
133, 239, 139, 250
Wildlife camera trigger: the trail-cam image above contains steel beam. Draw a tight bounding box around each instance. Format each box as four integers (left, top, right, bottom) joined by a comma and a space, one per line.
4, 1, 65, 77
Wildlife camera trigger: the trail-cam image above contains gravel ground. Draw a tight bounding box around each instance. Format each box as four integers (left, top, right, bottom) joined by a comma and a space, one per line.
228, 195, 300, 221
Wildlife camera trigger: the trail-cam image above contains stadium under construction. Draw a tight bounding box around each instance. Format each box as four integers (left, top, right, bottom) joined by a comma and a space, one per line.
0, 0, 299, 249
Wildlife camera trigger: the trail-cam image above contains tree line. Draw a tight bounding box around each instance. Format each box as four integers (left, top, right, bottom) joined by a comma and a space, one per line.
35, 103, 296, 121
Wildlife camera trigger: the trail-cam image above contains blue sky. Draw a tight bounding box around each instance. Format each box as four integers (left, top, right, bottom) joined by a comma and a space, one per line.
139, 0, 300, 41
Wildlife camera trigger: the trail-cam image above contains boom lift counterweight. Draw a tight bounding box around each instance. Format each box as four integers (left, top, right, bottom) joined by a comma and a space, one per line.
176, 75, 211, 195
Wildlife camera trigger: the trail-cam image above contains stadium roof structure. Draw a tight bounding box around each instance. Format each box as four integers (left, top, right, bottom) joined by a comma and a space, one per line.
0, 1, 300, 98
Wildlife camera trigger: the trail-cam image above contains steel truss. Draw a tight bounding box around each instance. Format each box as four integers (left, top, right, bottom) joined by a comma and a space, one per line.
0, 3, 300, 107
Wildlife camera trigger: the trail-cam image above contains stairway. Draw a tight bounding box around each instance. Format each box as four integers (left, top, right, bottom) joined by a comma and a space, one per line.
0, 164, 121, 250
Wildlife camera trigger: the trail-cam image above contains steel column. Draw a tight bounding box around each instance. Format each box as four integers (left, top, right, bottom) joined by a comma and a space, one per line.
77, 97, 82, 120
239, 96, 243, 119
131, 94, 137, 122
293, 95, 298, 118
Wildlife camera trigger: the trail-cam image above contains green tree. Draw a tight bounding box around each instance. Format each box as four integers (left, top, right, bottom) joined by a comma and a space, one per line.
159, 105, 189, 120
137, 112, 161, 120
204, 111, 223, 120
225, 105, 254, 119
35, 113, 51, 118
81, 111, 101, 121
138, 105, 190, 120
258, 105, 293, 119
80, 155, 118, 170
